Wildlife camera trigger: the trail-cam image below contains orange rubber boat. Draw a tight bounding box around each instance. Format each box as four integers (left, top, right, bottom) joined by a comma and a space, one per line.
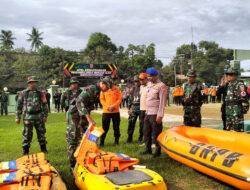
158, 126, 250, 190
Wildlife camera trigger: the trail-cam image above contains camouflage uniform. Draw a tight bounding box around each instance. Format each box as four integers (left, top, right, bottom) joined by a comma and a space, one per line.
217, 83, 228, 129
224, 80, 249, 131
127, 80, 141, 143
61, 86, 86, 169
16, 76, 48, 155
182, 70, 203, 127
0, 92, 8, 115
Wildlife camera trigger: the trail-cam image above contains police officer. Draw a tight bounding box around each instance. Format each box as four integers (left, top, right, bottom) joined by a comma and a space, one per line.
0, 90, 8, 115
182, 70, 203, 127
141, 67, 167, 157
220, 68, 249, 131
127, 76, 141, 143
61, 77, 87, 171
16, 76, 48, 155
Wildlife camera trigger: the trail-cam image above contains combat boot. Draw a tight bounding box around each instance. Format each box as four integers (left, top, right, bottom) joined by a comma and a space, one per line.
126, 135, 133, 143
22, 146, 29, 155
40, 144, 48, 153
100, 137, 105, 147
152, 147, 161, 158
114, 138, 119, 145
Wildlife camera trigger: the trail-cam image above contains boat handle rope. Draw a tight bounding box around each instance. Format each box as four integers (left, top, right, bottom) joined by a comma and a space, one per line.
163, 135, 240, 161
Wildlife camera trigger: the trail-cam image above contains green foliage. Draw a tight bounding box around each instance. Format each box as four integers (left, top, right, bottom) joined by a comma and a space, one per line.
116, 43, 163, 79
27, 27, 43, 52
0, 30, 15, 50
162, 41, 233, 86
83, 32, 117, 64
0, 30, 234, 89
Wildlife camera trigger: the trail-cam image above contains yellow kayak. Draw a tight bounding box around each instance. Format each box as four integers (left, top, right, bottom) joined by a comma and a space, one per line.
73, 125, 167, 190
74, 163, 166, 190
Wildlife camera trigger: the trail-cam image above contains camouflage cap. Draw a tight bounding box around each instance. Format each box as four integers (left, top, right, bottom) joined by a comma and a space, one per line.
88, 84, 100, 96
27, 76, 38, 83
225, 67, 238, 75
187, 69, 197, 77
70, 77, 79, 84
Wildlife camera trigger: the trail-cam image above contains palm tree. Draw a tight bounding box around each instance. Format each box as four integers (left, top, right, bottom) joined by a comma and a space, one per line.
27, 27, 43, 51
0, 30, 15, 50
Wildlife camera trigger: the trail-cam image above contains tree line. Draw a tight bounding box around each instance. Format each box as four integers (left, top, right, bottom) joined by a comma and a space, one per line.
0, 28, 233, 91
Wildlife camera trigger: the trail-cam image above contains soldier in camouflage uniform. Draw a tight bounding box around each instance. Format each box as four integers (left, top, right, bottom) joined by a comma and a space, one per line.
15, 76, 48, 155
219, 68, 249, 131
217, 75, 228, 129
127, 76, 141, 143
182, 70, 203, 127
61, 77, 97, 171
0, 91, 8, 115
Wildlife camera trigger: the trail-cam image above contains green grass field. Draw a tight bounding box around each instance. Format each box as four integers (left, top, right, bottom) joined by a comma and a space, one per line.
0, 113, 233, 190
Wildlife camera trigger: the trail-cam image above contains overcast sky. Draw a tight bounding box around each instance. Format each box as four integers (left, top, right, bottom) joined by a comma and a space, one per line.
1, 0, 250, 69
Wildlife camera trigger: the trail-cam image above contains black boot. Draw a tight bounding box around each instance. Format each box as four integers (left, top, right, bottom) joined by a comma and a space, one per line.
152, 148, 161, 158
126, 136, 133, 143
22, 146, 29, 155
114, 138, 119, 145
138, 136, 143, 144
140, 149, 152, 155
40, 144, 48, 153
100, 137, 104, 147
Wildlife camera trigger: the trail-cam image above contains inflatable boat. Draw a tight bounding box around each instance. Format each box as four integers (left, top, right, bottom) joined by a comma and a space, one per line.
158, 126, 250, 189
0, 153, 67, 190
73, 125, 167, 190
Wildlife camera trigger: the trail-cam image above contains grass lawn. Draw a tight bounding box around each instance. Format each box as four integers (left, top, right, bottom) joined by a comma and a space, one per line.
0, 112, 234, 190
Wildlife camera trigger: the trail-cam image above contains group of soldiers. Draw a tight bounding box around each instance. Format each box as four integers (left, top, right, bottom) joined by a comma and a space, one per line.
172, 83, 219, 105
15, 76, 108, 172
14, 66, 249, 173
182, 68, 249, 131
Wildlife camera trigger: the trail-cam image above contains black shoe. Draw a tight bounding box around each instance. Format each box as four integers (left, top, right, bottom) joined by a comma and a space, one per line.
126, 137, 133, 143
140, 150, 152, 155
70, 167, 74, 174
138, 135, 143, 142
22, 146, 29, 155
40, 144, 48, 153
114, 138, 119, 145
100, 142, 104, 147
152, 149, 161, 158
152, 152, 161, 158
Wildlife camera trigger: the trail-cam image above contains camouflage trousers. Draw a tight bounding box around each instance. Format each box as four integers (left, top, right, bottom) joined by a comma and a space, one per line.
127, 109, 140, 141
1, 102, 8, 115
22, 119, 46, 148
225, 104, 244, 132
183, 106, 201, 127
66, 112, 88, 168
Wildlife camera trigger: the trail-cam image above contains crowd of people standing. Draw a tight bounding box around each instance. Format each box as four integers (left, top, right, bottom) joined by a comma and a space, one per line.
12, 65, 250, 173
